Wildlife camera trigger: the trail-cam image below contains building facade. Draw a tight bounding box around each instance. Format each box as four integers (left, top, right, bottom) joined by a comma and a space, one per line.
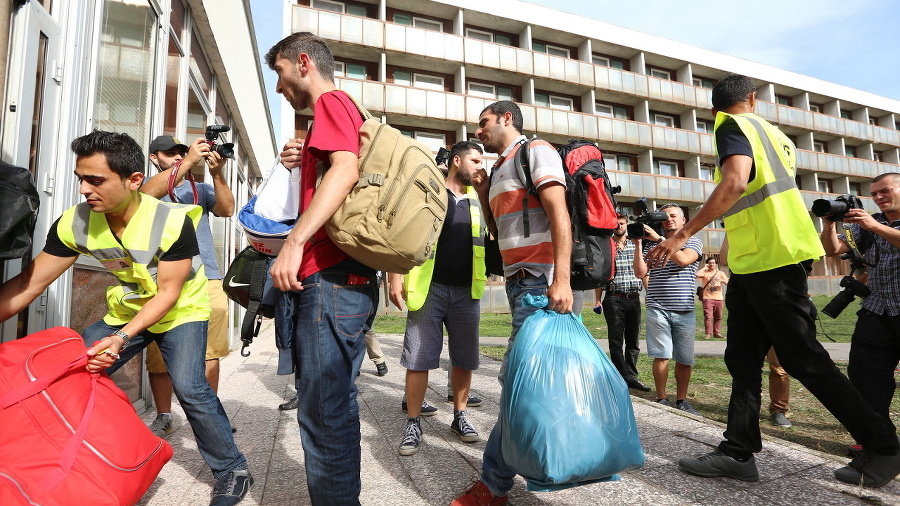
0, 0, 277, 408
283, 0, 900, 293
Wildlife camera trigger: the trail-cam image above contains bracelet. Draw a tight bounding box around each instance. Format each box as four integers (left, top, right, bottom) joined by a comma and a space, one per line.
112, 329, 130, 350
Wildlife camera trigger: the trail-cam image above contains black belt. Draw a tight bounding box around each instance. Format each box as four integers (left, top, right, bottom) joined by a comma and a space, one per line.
610, 291, 640, 299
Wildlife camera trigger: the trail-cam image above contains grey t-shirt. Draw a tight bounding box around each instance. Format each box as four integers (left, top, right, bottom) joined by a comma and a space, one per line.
163, 181, 221, 280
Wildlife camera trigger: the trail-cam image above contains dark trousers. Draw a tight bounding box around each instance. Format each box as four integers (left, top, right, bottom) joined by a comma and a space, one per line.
848, 309, 900, 433
603, 294, 642, 381
718, 262, 898, 459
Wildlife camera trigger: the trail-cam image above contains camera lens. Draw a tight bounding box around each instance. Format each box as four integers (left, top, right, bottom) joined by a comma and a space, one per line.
822, 288, 855, 318
626, 223, 645, 238
215, 142, 235, 159
811, 199, 847, 217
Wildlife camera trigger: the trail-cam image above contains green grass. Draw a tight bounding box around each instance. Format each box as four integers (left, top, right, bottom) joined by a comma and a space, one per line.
374, 294, 859, 343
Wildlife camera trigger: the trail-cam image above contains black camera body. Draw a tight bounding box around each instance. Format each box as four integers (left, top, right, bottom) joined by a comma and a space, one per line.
435, 147, 450, 167
822, 274, 870, 318
811, 193, 863, 222
626, 197, 667, 238
205, 125, 235, 159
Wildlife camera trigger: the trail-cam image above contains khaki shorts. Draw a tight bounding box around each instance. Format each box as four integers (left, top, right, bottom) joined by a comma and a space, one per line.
145, 279, 231, 373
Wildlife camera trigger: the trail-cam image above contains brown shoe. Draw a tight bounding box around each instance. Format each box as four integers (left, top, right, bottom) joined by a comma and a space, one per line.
704, 334, 711, 339
451, 479, 507, 506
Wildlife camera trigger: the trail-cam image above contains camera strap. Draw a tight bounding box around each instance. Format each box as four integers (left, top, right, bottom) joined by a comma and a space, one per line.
167, 160, 199, 205
841, 222, 865, 263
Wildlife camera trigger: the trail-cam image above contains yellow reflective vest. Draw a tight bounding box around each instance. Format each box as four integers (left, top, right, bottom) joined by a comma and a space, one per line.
713, 112, 825, 274
403, 187, 487, 311
56, 195, 210, 332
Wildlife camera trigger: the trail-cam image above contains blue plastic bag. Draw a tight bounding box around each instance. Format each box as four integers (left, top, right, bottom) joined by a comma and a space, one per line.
501, 294, 645, 491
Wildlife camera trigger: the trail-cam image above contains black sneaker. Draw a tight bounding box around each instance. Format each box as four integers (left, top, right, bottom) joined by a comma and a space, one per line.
278, 396, 299, 411
678, 450, 759, 482
446, 394, 484, 407
770, 412, 792, 427
834, 449, 900, 488
451, 411, 481, 443
675, 400, 702, 417
210, 469, 253, 505
656, 398, 670, 407
375, 362, 388, 376
398, 418, 422, 456
401, 400, 438, 417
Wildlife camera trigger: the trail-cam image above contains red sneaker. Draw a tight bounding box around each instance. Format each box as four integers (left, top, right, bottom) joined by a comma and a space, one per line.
450, 479, 508, 506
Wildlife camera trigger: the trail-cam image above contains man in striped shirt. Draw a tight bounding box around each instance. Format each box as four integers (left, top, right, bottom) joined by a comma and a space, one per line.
633, 204, 703, 416
451, 100, 572, 506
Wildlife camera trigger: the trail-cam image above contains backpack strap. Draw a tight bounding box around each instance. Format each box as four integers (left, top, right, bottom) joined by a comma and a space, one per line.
514, 138, 538, 237
239, 253, 272, 357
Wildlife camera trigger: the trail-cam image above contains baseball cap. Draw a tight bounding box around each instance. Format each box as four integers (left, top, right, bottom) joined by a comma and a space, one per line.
149, 135, 188, 154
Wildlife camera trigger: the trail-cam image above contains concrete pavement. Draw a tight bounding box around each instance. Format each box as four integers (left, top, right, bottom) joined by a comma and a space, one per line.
137, 323, 893, 505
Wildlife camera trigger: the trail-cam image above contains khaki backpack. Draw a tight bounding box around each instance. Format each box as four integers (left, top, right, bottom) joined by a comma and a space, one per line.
322, 95, 447, 274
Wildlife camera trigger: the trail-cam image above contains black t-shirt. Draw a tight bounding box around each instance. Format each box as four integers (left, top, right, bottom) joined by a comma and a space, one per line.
44, 216, 199, 261
431, 190, 474, 287
715, 118, 756, 182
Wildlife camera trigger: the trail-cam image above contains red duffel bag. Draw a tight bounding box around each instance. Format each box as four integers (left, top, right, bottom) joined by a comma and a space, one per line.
0, 327, 173, 505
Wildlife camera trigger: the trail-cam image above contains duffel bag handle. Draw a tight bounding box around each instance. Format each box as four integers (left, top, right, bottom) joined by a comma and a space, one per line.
0, 355, 99, 491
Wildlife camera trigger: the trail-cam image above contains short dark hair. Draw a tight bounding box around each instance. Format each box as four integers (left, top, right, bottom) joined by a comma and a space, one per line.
482, 100, 523, 133
706, 256, 717, 263
265, 32, 335, 83
449, 141, 483, 168
71, 130, 144, 178
872, 172, 900, 185
711, 74, 756, 111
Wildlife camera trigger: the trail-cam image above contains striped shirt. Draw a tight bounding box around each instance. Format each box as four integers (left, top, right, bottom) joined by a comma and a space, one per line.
643, 237, 703, 311
608, 240, 642, 294
489, 135, 566, 281
840, 214, 900, 316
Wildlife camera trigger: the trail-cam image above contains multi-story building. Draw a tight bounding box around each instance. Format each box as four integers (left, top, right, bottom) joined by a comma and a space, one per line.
0, 0, 276, 407
283, 0, 900, 293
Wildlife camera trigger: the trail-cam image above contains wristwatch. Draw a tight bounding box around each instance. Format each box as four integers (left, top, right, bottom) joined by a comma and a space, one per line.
112, 329, 130, 350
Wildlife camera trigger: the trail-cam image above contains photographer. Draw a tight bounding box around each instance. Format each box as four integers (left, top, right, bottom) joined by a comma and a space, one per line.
141, 134, 235, 438
820, 172, 900, 452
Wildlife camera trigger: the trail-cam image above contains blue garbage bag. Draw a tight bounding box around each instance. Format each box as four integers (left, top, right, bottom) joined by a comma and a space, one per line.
501, 294, 645, 491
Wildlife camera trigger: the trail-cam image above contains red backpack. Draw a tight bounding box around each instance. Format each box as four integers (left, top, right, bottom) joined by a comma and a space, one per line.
515, 138, 620, 290
0, 327, 172, 505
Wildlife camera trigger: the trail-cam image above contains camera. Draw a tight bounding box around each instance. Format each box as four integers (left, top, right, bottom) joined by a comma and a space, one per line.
811, 193, 863, 222
626, 197, 668, 238
822, 275, 870, 318
205, 125, 235, 159
435, 147, 450, 167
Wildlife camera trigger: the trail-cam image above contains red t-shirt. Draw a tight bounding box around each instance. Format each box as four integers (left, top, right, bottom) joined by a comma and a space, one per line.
298, 90, 364, 280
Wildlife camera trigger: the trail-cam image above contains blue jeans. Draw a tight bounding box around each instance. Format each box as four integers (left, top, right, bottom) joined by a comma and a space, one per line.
288, 263, 377, 506
645, 306, 696, 365
481, 274, 548, 497
83, 319, 247, 478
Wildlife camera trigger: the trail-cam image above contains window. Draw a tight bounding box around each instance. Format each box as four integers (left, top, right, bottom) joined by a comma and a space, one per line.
817, 178, 832, 193
869, 117, 877, 125
646, 66, 671, 80
696, 119, 713, 133
399, 129, 447, 152
532, 41, 570, 58
465, 27, 512, 46
813, 141, 825, 153
840, 109, 852, 120
874, 151, 884, 162
849, 182, 862, 196
844, 145, 857, 158
809, 103, 821, 113
534, 92, 574, 111
654, 160, 680, 177
603, 153, 636, 172
394, 70, 444, 91
468, 81, 514, 101
592, 53, 626, 70
334, 61, 368, 79
775, 95, 792, 107
699, 163, 715, 181
692, 76, 715, 89
595, 101, 630, 120
652, 112, 675, 128
896, 122, 900, 131
313, 0, 345, 12
393, 13, 443, 32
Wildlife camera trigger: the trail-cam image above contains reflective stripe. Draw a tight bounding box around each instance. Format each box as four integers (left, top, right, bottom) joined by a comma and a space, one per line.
722, 115, 796, 218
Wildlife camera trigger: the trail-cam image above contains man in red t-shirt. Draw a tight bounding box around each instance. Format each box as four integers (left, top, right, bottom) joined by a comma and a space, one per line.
265, 32, 377, 506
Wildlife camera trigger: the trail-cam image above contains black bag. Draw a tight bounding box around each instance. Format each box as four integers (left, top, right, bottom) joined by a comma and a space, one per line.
0, 161, 40, 260
514, 139, 620, 290
223, 246, 278, 356
696, 286, 704, 300
484, 235, 504, 277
